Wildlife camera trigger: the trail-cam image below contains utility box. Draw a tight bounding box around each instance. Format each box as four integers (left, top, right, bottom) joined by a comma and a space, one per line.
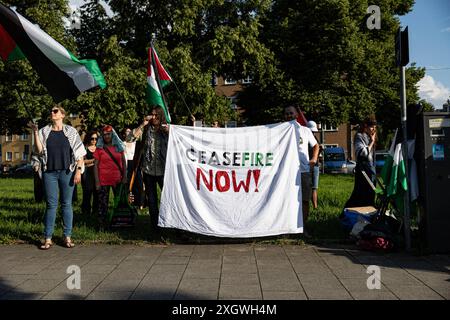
416, 112, 450, 253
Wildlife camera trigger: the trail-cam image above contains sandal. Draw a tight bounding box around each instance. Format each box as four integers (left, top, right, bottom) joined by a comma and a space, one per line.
64, 237, 75, 248
40, 239, 53, 250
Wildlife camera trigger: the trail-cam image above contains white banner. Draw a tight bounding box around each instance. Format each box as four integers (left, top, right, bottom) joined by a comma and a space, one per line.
158, 121, 303, 237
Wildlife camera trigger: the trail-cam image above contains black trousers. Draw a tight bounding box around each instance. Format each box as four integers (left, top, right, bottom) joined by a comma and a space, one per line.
81, 171, 98, 215
143, 173, 164, 228
82, 185, 99, 215
98, 185, 118, 217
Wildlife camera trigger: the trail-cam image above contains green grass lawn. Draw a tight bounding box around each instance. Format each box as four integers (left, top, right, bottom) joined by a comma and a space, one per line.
0, 174, 354, 245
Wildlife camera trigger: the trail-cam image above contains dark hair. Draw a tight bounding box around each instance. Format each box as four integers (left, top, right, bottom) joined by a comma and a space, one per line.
121, 127, 131, 136
152, 106, 167, 125
359, 114, 377, 132
285, 105, 300, 113
83, 130, 99, 145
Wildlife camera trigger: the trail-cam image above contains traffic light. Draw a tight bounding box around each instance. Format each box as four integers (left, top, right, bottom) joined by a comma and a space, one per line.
395, 26, 409, 67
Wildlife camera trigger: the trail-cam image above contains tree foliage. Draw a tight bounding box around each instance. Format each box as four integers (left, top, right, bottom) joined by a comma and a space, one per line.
0, 0, 429, 137
241, 0, 423, 133
0, 0, 72, 134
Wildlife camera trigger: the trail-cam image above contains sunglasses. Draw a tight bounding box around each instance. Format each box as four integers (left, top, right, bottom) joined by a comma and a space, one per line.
90, 137, 98, 140
51, 109, 60, 114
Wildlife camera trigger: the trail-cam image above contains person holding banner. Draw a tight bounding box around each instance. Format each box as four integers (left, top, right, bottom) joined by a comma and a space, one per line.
140, 106, 169, 230
28, 105, 86, 249
284, 106, 319, 236
94, 125, 127, 223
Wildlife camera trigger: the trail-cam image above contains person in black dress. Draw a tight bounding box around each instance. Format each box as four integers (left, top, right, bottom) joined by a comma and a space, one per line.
81, 130, 99, 215
345, 115, 377, 208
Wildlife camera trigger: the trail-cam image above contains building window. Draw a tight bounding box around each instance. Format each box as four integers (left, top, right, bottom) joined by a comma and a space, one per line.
6, 152, 12, 161
224, 77, 237, 85
241, 76, 253, 84
322, 123, 338, 131
15, 152, 20, 160
24, 145, 30, 161
5, 134, 13, 142
20, 133, 29, 141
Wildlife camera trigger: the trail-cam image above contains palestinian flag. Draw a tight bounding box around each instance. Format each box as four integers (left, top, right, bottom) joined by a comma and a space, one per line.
0, 3, 106, 102
0, 24, 24, 61
146, 45, 172, 123
296, 110, 308, 126
380, 129, 408, 213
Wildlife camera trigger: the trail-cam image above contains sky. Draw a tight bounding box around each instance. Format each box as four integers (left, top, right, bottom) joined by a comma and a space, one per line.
399, 0, 450, 108
69, 0, 450, 109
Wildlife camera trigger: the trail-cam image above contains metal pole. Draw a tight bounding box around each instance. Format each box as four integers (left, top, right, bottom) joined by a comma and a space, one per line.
321, 124, 325, 174
400, 66, 411, 251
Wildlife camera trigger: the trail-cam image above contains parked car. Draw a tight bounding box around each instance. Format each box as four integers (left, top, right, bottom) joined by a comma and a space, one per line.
375, 150, 389, 173
345, 160, 356, 174
14, 163, 33, 175
324, 147, 348, 173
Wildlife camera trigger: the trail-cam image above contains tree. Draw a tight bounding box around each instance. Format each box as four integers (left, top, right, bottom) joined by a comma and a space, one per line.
240, 0, 425, 137
72, 35, 146, 131
0, 0, 74, 134
1, 0, 430, 135
107, 0, 276, 124
69, 0, 112, 63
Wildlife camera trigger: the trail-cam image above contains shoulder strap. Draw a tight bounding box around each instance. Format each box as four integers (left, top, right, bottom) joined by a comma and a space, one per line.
103, 146, 122, 173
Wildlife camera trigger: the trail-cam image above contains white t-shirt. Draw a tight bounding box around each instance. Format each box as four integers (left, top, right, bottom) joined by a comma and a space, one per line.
124, 141, 136, 161
296, 123, 318, 172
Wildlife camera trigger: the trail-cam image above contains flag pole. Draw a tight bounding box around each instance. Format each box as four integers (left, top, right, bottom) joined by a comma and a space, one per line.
150, 40, 193, 119
400, 66, 411, 252
150, 41, 172, 122
171, 78, 193, 118
15, 88, 36, 124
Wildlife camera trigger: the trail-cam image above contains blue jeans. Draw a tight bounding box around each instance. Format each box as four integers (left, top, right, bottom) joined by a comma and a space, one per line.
43, 170, 75, 238
311, 165, 320, 189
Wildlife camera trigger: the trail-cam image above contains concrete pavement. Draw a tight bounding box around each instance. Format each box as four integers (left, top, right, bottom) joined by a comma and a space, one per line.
0, 244, 448, 300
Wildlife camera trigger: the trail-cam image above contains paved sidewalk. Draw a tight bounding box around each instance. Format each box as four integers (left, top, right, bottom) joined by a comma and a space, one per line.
0, 244, 448, 300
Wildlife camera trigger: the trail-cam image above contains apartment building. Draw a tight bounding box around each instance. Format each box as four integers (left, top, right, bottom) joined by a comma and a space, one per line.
0, 132, 32, 169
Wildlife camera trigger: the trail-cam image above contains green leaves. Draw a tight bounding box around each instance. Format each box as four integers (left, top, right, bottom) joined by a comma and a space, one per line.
0, 0, 70, 134
243, 0, 423, 139
1, 0, 426, 138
